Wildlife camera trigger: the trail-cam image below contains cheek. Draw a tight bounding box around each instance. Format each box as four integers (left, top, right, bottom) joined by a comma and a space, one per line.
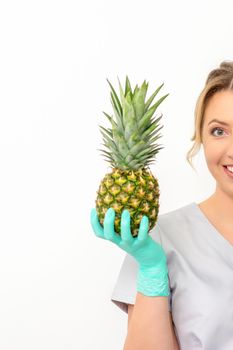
203, 143, 223, 170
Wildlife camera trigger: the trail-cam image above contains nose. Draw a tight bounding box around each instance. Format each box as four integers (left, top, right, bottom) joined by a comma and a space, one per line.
226, 137, 233, 160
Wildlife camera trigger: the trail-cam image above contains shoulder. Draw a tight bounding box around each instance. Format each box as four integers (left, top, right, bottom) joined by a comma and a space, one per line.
157, 202, 195, 229
151, 202, 197, 248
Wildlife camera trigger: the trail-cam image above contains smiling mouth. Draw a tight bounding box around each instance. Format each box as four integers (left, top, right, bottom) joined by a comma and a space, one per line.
223, 165, 233, 177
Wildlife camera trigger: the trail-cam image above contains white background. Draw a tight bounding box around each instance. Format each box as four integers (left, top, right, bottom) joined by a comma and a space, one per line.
0, 0, 232, 349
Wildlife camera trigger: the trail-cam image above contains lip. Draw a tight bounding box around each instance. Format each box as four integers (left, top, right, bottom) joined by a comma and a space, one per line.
223, 165, 233, 179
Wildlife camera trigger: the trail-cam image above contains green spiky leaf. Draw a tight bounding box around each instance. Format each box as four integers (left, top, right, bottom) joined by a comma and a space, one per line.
99, 76, 169, 170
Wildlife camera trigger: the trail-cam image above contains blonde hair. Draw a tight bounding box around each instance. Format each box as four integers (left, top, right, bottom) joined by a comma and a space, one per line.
186, 60, 233, 171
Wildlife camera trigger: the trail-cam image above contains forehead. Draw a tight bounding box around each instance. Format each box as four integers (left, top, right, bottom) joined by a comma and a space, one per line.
204, 90, 233, 123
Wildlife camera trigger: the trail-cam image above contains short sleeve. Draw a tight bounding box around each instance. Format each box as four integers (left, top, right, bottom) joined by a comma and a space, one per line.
110, 221, 172, 314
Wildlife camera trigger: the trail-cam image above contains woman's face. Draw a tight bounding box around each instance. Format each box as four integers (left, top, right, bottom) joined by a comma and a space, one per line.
201, 89, 233, 194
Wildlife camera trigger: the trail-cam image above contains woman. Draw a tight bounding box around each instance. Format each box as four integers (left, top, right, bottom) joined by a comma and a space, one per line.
90, 60, 233, 350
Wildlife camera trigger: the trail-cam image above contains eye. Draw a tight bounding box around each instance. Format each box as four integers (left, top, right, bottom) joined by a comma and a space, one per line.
210, 127, 226, 137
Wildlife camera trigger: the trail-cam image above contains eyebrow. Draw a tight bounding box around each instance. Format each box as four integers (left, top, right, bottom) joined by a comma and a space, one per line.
208, 119, 230, 126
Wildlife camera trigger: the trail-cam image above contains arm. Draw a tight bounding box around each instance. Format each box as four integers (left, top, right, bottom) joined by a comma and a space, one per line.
124, 300, 180, 350
124, 295, 174, 350
91, 208, 175, 349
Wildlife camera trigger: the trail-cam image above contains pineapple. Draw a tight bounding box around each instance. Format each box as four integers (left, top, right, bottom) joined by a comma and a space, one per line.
95, 76, 169, 237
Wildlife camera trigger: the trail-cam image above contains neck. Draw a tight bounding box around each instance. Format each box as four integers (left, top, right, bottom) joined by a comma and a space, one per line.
207, 187, 233, 223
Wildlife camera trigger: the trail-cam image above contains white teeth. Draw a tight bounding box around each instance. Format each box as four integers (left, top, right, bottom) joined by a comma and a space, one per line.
226, 166, 233, 173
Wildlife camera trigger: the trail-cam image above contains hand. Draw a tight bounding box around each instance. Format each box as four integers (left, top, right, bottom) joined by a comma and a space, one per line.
91, 207, 165, 267
90, 207, 170, 296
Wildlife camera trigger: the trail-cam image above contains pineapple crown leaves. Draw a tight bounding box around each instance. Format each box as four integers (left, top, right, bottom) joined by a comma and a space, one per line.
98, 76, 169, 170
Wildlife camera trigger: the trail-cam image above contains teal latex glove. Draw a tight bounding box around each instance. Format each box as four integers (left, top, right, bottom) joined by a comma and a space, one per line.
90, 207, 170, 297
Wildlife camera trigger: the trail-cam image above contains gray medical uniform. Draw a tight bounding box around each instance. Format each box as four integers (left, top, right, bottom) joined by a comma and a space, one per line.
110, 202, 233, 349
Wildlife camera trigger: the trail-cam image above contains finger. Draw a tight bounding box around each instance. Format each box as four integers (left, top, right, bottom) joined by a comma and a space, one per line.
137, 215, 149, 241
121, 210, 133, 243
103, 207, 118, 241
90, 208, 104, 238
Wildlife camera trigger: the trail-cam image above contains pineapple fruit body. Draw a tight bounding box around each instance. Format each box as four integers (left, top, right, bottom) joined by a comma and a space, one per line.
96, 167, 160, 237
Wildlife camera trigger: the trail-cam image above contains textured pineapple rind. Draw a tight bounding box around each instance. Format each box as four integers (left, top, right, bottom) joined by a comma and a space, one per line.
95, 167, 159, 237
